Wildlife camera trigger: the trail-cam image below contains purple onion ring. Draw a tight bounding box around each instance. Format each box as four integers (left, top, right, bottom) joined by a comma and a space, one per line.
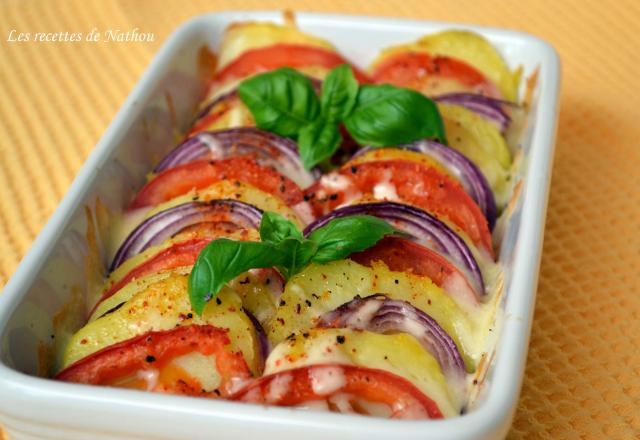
317, 294, 466, 377
434, 92, 514, 133
303, 202, 485, 295
110, 200, 262, 272
153, 128, 319, 188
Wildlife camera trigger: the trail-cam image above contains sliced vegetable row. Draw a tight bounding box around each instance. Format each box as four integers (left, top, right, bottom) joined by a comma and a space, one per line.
56, 18, 520, 420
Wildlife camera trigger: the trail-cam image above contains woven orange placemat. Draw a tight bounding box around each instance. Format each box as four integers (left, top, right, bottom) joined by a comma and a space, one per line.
1, 1, 638, 438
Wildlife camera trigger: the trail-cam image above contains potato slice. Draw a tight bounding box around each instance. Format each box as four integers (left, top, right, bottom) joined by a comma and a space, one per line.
266, 328, 458, 417
103, 228, 261, 300
439, 103, 513, 208
347, 148, 452, 179
63, 270, 262, 375
372, 30, 520, 101
266, 259, 490, 369
217, 21, 336, 72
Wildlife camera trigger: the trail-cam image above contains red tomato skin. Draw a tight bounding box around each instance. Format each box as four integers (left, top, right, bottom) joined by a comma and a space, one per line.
350, 236, 479, 301
91, 233, 283, 319
231, 363, 443, 419
209, 44, 371, 93
90, 238, 212, 318
305, 160, 494, 257
130, 156, 304, 208
372, 52, 501, 99
187, 94, 241, 137
55, 325, 251, 397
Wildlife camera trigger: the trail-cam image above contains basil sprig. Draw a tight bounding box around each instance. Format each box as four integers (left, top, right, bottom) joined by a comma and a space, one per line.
238, 68, 319, 137
343, 85, 446, 147
238, 65, 446, 170
188, 212, 400, 315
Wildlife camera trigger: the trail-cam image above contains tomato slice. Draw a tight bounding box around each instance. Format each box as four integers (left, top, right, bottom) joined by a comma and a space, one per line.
91, 233, 285, 320
304, 160, 494, 257
209, 44, 370, 91
372, 52, 501, 99
231, 364, 442, 419
130, 156, 304, 208
92, 238, 211, 317
187, 93, 248, 138
56, 325, 252, 397
350, 236, 479, 304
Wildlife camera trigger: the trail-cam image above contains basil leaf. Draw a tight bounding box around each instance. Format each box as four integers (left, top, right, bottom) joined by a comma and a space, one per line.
188, 239, 286, 315
274, 238, 318, 280
308, 215, 400, 263
238, 68, 320, 138
320, 64, 358, 121
260, 211, 303, 243
298, 118, 343, 170
343, 84, 447, 146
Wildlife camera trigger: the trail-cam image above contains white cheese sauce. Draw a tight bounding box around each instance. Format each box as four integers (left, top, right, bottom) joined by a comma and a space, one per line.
319, 174, 352, 191
309, 366, 346, 395
353, 398, 393, 418
266, 372, 293, 403
344, 300, 382, 328
327, 392, 353, 413
136, 368, 159, 391
372, 170, 399, 201
198, 133, 225, 157
391, 399, 428, 420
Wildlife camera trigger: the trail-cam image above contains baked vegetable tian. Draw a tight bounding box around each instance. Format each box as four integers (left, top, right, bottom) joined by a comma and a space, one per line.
56, 15, 528, 420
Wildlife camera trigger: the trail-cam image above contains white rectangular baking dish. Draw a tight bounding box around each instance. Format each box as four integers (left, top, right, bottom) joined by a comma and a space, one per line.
0, 11, 560, 440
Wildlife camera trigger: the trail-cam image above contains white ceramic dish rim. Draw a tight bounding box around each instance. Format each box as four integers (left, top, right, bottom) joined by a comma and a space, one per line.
0, 11, 560, 440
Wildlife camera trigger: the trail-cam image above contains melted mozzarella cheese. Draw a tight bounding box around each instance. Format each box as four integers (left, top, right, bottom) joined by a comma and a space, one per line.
266, 372, 293, 403
372, 181, 399, 201
319, 174, 352, 191
327, 392, 354, 413
344, 299, 381, 328
353, 398, 394, 418
136, 368, 159, 391
372, 169, 399, 201
265, 328, 458, 417
309, 366, 346, 395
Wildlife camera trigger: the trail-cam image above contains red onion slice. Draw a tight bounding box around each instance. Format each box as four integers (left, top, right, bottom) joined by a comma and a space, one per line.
109, 200, 262, 272
303, 202, 484, 295
434, 93, 513, 133
318, 294, 466, 376
354, 141, 497, 229
193, 88, 238, 122
153, 128, 319, 188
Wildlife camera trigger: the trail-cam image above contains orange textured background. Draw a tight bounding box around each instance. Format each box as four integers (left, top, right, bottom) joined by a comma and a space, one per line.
0, 1, 639, 438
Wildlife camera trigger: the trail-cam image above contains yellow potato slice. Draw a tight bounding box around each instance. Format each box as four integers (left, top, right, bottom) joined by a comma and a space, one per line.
439, 103, 513, 208
217, 21, 335, 71
372, 30, 520, 101
266, 259, 490, 369
62, 269, 262, 375
266, 328, 458, 417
